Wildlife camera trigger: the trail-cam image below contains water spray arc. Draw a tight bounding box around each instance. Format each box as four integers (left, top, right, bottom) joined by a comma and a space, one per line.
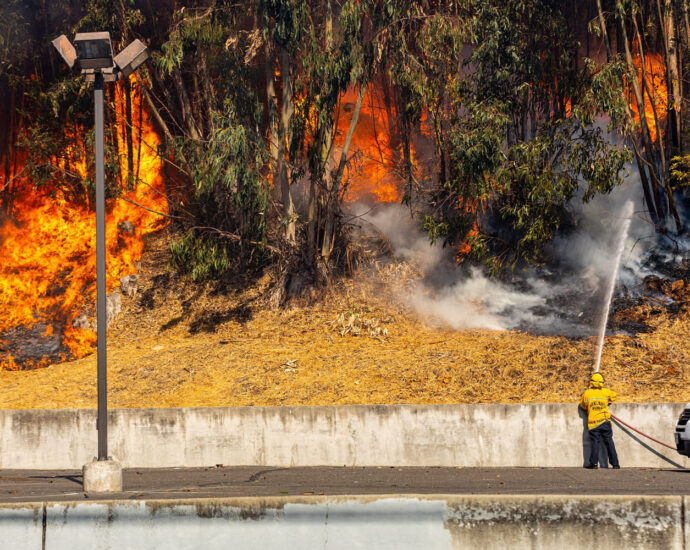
593, 200, 634, 373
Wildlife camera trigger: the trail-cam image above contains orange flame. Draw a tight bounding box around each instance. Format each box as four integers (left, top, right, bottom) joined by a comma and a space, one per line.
0, 76, 168, 370
629, 49, 667, 143
336, 86, 407, 203
456, 197, 481, 260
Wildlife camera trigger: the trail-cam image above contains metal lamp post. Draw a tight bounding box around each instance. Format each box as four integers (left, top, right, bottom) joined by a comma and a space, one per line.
53, 32, 149, 492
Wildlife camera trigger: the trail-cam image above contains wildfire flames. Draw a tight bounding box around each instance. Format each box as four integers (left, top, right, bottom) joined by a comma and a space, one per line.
336, 86, 409, 204
1, 74, 474, 370
0, 77, 168, 370
335, 84, 479, 256
629, 50, 668, 142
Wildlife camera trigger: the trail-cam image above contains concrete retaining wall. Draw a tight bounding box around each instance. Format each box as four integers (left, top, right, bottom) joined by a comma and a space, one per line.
2, 495, 688, 550
0, 403, 687, 469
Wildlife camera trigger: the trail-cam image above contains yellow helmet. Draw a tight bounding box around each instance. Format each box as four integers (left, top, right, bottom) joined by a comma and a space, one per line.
590, 372, 604, 388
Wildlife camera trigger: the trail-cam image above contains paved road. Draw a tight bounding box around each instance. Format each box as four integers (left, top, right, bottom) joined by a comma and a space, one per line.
0, 466, 688, 503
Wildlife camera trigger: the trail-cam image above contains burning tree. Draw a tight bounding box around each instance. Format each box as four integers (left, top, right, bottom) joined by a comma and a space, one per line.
594, 0, 689, 232
157, 0, 402, 299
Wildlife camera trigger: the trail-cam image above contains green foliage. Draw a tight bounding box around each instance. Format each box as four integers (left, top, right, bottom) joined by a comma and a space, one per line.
394, 0, 632, 269
301, 0, 393, 193
16, 73, 123, 204
155, 3, 225, 75
261, 0, 307, 50
0, 0, 31, 78
670, 155, 690, 189
154, 1, 271, 277
1, 0, 150, 212
169, 230, 232, 281
169, 101, 270, 275
0, 0, 661, 284
494, 121, 630, 264
77, 0, 144, 39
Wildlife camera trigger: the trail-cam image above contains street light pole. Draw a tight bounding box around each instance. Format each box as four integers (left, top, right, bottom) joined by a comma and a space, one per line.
52, 32, 149, 492
94, 71, 108, 461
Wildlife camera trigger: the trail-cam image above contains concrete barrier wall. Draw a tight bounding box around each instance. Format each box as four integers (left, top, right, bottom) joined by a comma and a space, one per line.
2, 495, 688, 550
0, 403, 687, 469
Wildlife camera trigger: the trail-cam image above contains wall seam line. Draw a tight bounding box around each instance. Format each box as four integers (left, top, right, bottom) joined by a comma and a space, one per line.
682, 495, 686, 550
41, 502, 47, 550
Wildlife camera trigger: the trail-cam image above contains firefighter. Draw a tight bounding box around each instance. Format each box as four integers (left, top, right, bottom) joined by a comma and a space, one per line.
579, 372, 620, 469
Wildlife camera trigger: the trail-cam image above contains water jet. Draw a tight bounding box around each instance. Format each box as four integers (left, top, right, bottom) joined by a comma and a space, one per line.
593, 200, 634, 373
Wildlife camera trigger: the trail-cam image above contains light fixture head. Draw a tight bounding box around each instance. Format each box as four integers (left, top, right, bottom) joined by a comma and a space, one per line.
74, 32, 114, 70
52, 35, 78, 69
114, 39, 149, 78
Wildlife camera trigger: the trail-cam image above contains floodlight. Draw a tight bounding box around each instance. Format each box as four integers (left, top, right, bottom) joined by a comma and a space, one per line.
74, 32, 114, 70
52, 35, 78, 69
114, 39, 149, 78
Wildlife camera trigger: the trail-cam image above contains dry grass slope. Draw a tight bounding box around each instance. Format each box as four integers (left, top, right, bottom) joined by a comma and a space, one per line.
1, 230, 688, 409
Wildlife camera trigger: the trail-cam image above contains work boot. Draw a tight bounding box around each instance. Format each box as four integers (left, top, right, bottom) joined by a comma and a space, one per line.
584, 464, 598, 469
612, 465, 620, 469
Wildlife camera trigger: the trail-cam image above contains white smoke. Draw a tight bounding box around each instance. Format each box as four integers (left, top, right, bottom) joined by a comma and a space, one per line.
551, 169, 654, 286
352, 203, 566, 332
351, 167, 684, 336
355, 204, 444, 272
408, 269, 548, 331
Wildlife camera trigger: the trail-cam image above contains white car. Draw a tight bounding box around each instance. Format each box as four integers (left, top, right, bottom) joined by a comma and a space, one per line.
676, 404, 690, 456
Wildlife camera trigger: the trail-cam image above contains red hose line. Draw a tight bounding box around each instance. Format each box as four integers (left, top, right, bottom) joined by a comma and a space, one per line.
610, 413, 677, 451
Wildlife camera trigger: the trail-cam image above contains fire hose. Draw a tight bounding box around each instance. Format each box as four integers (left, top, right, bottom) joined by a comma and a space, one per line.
610, 413, 677, 451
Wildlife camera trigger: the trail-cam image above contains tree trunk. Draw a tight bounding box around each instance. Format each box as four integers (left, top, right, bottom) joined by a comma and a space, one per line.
138, 73, 174, 143
596, 0, 613, 60
663, 0, 682, 150
135, 87, 144, 186
433, 101, 447, 185
400, 99, 415, 202
596, 0, 658, 223
633, 14, 683, 232
307, 0, 334, 259
632, 141, 661, 224
105, 84, 122, 188
199, 48, 216, 134
683, 0, 690, 50
321, 84, 366, 263
172, 66, 201, 141
632, 17, 667, 176
191, 68, 204, 138
279, 48, 296, 243
265, 44, 280, 201
124, 76, 135, 188
617, 5, 666, 220
161, 138, 174, 218
137, 71, 192, 199
1, 87, 16, 217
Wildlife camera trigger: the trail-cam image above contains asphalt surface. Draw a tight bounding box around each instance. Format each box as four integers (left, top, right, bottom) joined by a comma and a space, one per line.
0, 466, 688, 503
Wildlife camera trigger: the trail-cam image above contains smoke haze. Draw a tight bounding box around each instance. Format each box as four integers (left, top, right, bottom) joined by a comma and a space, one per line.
351, 170, 688, 337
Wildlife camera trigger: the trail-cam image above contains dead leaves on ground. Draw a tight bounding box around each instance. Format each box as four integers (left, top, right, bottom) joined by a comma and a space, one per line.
331, 311, 389, 341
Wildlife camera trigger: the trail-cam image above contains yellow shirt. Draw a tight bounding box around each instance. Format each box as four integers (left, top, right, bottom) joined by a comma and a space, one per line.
579, 387, 617, 430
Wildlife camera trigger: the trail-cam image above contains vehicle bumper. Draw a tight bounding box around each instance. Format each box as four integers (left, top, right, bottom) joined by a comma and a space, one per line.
675, 433, 690, 456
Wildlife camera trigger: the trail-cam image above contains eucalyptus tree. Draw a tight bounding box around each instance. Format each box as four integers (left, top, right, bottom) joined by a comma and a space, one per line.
594, 0, 689, 233
390, 0, 632, 270
300, 0, 397, 269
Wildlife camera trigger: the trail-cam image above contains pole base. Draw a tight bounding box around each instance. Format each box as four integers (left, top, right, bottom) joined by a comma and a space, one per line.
82, 458, 122, 493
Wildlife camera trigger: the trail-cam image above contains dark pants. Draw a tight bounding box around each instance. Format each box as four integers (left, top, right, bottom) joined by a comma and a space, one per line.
589, 420, 619, 467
